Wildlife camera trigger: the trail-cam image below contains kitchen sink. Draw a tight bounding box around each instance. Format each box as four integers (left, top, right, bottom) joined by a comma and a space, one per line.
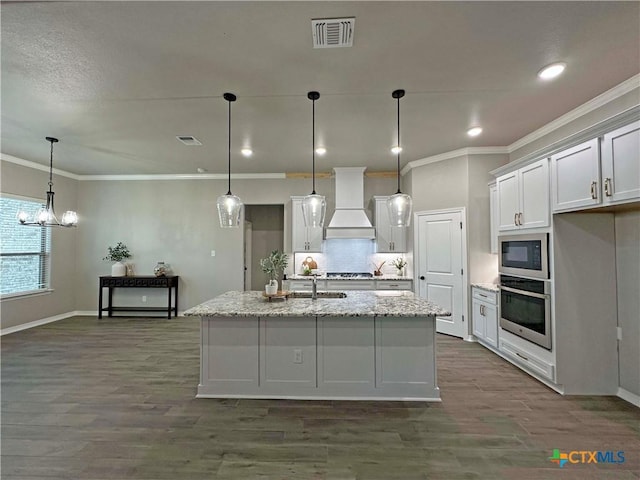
289, 291, 347, 299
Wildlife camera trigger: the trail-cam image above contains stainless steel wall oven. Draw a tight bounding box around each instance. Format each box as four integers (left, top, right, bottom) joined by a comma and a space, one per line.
499, 275, 552, 350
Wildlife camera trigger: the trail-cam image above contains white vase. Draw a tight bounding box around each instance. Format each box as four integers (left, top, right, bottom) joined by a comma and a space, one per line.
111, 261, 126, 277
265, 282, 278, 295
397, 268, 405, 277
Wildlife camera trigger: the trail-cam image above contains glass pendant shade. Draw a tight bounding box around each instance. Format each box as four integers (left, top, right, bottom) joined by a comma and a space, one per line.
301, 193, 326, 228
387, 192, 413, 227
17, 138, 78, 228
217, 193, 243, 228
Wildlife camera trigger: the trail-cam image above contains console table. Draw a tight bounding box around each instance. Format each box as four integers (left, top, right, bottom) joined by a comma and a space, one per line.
98, 276, 179, 319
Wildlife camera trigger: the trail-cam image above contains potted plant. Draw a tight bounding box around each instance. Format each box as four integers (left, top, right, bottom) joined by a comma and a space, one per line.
104, 242, 132, 277
260, 250, 288, 295
391, 257, 407, 276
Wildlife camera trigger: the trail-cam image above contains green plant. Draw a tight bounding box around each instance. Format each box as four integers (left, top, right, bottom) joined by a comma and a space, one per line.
391, 257, 407, 270
260, 250, 288, 283
103, 242, 132, 262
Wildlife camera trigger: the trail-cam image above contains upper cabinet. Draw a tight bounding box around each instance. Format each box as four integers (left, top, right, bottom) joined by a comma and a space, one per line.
489, 182, 498, 254
497, 158, 549, 232
550, 138, 601, 212
373, 196, 407, 252
601, 120, 640, 205
551, 121, 640, 213
291, 197, 323, 252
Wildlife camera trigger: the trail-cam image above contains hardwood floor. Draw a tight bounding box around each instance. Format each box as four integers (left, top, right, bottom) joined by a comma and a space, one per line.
1, 316, 638, 479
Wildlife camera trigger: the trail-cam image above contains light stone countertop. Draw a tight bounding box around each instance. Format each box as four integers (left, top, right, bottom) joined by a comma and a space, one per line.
184, 290, 450, 318
471, 283, 500, 293
288, 275, 412, 281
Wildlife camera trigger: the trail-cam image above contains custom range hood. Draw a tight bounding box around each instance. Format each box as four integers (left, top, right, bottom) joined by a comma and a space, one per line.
324, 167, 376, 239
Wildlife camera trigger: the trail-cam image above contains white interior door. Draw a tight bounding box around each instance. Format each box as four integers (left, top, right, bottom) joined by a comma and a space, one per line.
416, 210, 465, 338
243, 221, 252, 291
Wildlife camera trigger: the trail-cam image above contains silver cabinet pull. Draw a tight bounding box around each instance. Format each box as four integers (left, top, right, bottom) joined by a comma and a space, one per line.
590, 181, 598, 200
604, 178, 612, 197
518, 212, 523, 226
480, 304, 485, 316
515, 352, 529, 361
514, 213, 518, 226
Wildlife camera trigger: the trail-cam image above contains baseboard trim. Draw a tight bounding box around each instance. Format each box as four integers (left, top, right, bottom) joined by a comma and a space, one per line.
617, 387, 640, 408
1, 311, 77, 336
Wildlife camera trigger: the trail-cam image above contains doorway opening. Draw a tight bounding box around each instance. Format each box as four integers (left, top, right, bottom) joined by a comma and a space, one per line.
244, 205, 284, 291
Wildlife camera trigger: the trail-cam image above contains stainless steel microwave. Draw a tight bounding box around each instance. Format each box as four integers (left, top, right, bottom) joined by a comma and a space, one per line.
498, 233, 549, 280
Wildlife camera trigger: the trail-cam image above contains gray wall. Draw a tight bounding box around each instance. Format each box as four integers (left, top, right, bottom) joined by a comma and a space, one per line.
245, 205, 284, 291
615, 210, 640, 397
1, 161, 78, 329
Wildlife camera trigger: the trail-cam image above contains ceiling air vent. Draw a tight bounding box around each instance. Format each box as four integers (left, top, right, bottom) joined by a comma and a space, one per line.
312, 17, 355, 48
176, 135, 202, 146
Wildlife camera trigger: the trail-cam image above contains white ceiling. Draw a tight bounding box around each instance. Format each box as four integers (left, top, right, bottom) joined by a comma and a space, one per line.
2, 1, 639, 176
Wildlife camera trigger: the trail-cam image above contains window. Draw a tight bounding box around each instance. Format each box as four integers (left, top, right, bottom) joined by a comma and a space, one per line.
0, 195, 51, 296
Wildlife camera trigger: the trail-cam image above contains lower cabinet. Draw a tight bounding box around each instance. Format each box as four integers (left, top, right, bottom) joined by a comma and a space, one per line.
471, 287, 498, 348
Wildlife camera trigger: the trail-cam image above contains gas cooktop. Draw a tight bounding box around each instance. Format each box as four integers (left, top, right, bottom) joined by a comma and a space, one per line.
326, 272, 374, 278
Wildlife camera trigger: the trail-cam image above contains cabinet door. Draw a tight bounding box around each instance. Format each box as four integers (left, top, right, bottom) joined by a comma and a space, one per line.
489, 183, 498, 254
602, 121, 640, 205
306, 226, 324, 252
551, 139, 601, 212
374, 198, 393, 252
472, 299, 485, 339
497, 171, 519, 231
291, 199, 307, 251
519, 159, 549, 229
390, 226, 407, 252
483, 302, 498, 348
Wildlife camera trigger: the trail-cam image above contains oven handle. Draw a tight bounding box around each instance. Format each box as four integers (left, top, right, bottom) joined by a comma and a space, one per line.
499, 285, 550, 300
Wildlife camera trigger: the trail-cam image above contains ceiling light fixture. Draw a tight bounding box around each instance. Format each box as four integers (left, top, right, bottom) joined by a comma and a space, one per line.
17, 137, 78, 227
387, 89, 413, 228
216, 93, 243, 228
301, 91, 326, 228
315, 146, 327, 156
538, 62, 566, 80
391, 145, 402, 155
467, 126, 483, 137
241, 147, 253, 157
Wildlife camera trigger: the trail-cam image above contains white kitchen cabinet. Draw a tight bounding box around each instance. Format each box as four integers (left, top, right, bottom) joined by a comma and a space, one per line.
601, 120, 640, 205
373, 196, 406, 252
285, 279, 326, 291
497, 159, 549, 231
291, 197, 323, 252
489, 182, 498, 254
550, 138, 601, 213
471, 287, 498, 348
325, 280, 375, 291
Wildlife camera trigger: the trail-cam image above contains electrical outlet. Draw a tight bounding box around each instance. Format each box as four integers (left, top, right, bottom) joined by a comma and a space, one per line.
142, 296, 147, 303
294, 349, 303, 364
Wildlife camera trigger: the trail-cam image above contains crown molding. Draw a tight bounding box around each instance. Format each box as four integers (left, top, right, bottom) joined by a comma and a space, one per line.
77, 172, 287, 181
1, 153, 81, 180
401, 147, 509, 176
508, 73, 640, 153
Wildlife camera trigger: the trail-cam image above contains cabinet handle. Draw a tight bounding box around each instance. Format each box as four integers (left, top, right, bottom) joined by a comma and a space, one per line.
518, 212, 523, 226
590, 181, 598, 200
514, 213, 518, 226
515, 352, 529, 362
604, 178, 612, 197
480, 304, 484, 316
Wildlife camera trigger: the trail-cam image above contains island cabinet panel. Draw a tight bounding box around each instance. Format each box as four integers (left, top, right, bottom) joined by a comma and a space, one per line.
317, 317, 375, 394
259, 317, 316, 392
375, 317, 437, 399
200, 318, 259, 393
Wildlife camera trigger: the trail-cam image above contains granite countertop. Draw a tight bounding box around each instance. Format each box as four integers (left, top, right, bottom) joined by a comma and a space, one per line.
288, 275, 411, 281
471, 283, 499, 293
184, 290, 450, 318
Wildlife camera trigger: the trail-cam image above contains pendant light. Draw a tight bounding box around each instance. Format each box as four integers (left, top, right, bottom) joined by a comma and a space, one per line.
301, 91, 326, 228
17, 137, 78, 227
216, 93, 243, 228
387, 89, 413, 227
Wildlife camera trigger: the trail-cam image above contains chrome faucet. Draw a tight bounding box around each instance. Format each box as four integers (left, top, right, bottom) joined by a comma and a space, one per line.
311, 274, 318, 300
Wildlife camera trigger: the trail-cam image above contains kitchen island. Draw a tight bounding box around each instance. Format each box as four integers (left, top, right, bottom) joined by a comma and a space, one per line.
184, 290, 450, 401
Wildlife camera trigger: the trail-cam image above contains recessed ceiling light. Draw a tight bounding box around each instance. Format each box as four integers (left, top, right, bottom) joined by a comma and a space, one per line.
467, 127, 483, 137
196, 167, 207, 173
241, 147, 253, 157
391, 145, 402, 155
315, 147, 327, 155
537, 62, 566, 80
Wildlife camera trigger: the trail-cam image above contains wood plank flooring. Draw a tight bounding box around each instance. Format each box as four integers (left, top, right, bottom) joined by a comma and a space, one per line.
1, 316, 638, 479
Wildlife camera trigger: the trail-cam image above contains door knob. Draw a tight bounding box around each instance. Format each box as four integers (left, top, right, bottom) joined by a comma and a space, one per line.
419, 276, 425, 280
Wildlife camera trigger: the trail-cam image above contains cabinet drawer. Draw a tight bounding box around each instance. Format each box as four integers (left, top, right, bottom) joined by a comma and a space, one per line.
472, 287, 497, 305
376, 280, 413, 290
499, 339, 555, 382
287, 280, 323, 290
325, 280, 375, 290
